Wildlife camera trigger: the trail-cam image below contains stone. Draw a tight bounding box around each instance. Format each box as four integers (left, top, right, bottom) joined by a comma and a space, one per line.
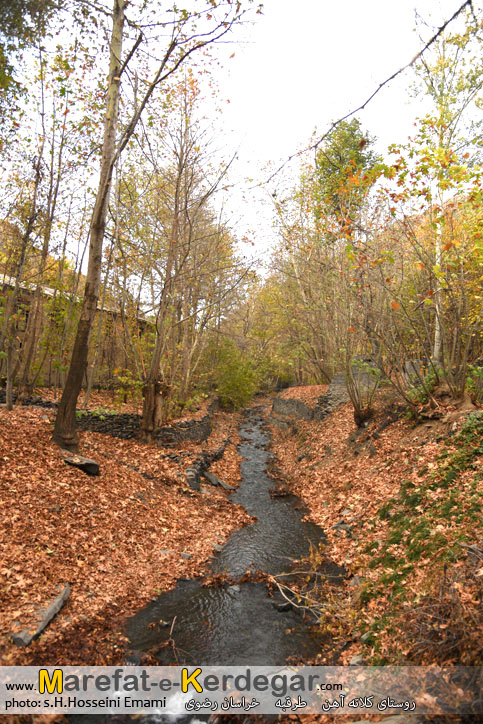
272, 397, 313, 421
349, 655, 365, 666
62, 451, 99, 476
203, 471, 235, 490
227, 585, 240, 594
333, 520, 353, 537
313, 373, 350, 420
348, 575, 362, 587
203, 471, 221, 486
185, 468, 200, 491
212, 543, 223, 552
341, 508, 352, 517
12, 584, 70, 647
125, 651, 143, 666
180, 552, 192, 560
218, 479, 236, 491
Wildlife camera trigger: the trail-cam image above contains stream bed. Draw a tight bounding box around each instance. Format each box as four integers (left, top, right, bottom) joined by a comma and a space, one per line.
71, 407, 342, 724
126, 407, 338, 666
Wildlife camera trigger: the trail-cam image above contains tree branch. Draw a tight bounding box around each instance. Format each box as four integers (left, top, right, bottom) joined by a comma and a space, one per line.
263, 0, 474, 185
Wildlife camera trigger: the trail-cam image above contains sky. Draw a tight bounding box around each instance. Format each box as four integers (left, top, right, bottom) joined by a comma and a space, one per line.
208, 0, 477, 257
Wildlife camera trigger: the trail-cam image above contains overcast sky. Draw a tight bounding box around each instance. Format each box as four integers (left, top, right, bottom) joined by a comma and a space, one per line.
209, 0, 476, 257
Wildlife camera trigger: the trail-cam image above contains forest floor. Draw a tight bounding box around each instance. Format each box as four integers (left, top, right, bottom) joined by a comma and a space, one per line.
0, 386, 481, 724
268, 385, 483, 670
0, 398, 252, 666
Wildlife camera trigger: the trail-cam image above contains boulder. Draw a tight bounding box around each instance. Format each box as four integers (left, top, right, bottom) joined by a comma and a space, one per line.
62, 451, 99, 476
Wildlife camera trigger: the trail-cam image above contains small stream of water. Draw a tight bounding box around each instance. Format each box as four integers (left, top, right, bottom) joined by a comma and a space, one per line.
72, 407, 342, 724
126, 407, 334, 666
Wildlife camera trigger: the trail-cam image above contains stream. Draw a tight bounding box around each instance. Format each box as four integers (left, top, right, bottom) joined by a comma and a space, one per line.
72, 408, 341, 724
126, 407, 341, 666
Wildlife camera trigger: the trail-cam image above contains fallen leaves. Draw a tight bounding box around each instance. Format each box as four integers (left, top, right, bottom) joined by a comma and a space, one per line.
0, 404, 250, 666
268, 386, 482, 667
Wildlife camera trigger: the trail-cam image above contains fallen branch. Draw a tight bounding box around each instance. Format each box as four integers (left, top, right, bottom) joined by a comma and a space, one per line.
12, 584, 70, 647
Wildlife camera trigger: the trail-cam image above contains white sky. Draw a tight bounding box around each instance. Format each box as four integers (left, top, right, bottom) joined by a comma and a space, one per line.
209, 0, 477, 257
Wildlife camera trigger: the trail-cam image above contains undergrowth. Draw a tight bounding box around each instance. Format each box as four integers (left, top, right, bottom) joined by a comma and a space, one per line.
293, 412, 483, 667
358, 411, 483, 664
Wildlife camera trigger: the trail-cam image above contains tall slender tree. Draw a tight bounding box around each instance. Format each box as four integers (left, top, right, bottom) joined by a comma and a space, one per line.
53, 0, 255, 450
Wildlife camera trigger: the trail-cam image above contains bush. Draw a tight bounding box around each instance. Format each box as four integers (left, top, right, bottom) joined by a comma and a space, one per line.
215, 341, 258, 410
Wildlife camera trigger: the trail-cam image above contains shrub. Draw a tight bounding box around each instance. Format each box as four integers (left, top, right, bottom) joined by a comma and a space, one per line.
215, 341, 258, 410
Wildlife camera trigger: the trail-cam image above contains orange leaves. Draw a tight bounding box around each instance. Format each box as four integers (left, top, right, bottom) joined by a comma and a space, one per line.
0, 403, 248, 666
391, 301, 400, 310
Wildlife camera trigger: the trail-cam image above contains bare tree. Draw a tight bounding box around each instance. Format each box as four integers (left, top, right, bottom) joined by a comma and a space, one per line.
53, 0, 253, 450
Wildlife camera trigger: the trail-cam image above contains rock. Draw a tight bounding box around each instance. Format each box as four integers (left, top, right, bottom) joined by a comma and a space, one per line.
42, 414, 50, 421
12, 584, 70, 647
218, 479, 236, 491
180, 552, 192, 560
125, 650, 143, 666
203, 471, 221, 486
203, 471, 235, 490
272, 397, 313, 421
349, 655, 365, 666
333, 520, 353, 537
227, 585, 240, 594
348, 575, 362, 587
185, 468, 200, 491
341, 508, 352, 517
212, 543, 223, 552
155, 415, 212, 445
62, 451, 99, 476
159, 550, 170, 556
313, 373, 350, 420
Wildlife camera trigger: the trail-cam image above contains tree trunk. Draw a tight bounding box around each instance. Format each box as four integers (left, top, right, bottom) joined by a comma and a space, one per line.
141, 378, 166, 442
432, 222, 443, 365
139, 174, 181, 441
5, 338, 14, 411
53, 0, 125, 450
